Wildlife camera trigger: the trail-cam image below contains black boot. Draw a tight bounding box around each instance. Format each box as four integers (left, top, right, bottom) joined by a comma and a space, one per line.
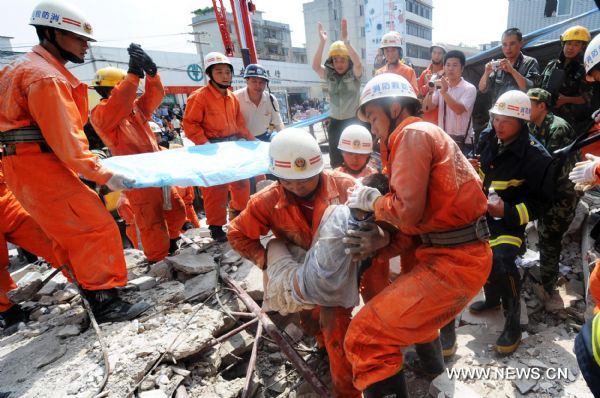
363, 369, 409, 398
82, 288, 150, 324
181, 221, 195, 231
496, 274, 522, 354
208, 225, 227, 242
227, 208, 241, 221
440, 319, 457, 360
0, 304, 29, 331
404, 337, 445, 377
168, 238, 180, 255
469, 277, 501, 313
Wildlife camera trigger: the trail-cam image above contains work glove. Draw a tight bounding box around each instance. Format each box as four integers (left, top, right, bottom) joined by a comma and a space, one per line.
569, 153, 600, 188
343, 223, 390, 261
106, 173, 136, 191
127, 44, 145, 79
346, 185, 382, 212
128, 43, 157, 77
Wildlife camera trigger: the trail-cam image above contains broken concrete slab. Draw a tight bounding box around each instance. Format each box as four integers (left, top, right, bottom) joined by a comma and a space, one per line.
7, 272, 43, 303
130, 276, 157, 291
231, 260, 264, 301
460, 293, 528, 331
184, 271, 217, 302
36, 342, 67, 369
429, 373, 482, 397
167, 252, 216, 275
513, 378, 537, 394
124, 249, 147, 268
147, 261, 173, 280
57, 324, 81, 339
52, 286, 78, 303
139, 390, 168, 398
217, 329, 254, 365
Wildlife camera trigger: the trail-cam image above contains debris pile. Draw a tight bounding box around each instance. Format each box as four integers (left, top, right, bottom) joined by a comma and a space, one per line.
1, 190, 600, 398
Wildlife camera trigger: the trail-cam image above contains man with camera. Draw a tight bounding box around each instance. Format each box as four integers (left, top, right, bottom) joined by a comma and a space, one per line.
423, 50, 476, 154
478, 28, 540, 102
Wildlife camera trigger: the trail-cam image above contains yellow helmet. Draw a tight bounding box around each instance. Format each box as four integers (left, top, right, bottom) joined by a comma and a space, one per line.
91, 67, 127, 87
560, 26, 591, 43
328, 41, 349, 58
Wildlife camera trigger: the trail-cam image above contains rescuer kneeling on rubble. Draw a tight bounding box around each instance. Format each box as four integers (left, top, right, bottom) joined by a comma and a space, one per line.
468, 90, 555, 355
90, 46, 187, 262
183, 52, 255, 242
342, 73, 492, 397
228, 128, 391, 398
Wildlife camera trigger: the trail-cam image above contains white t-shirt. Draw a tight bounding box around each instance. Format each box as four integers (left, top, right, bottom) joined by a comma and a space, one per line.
234, 87, 285, 137
172, 118, 181, 129
432, 78, 476, 143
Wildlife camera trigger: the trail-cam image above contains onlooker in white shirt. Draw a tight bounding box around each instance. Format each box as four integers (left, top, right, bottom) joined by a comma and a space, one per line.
423, 50, 476, 153
234, 64, 284, 141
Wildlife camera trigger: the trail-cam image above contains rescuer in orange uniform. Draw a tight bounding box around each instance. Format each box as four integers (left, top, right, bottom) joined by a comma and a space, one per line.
417, 43, 447, 124
343, 74, 492, 396
183, 52, 255, 242
117, 192, 138, 249
335, 124, 378, 180
228, 128, 391, 397
177, 186, 201, 229
0, 159, 63, 328
90, 48, 186, 262
0, 1, 148, 323
375, 31, 419, 173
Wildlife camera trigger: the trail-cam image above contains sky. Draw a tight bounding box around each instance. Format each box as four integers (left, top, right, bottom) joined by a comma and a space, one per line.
1, 0, 509, 53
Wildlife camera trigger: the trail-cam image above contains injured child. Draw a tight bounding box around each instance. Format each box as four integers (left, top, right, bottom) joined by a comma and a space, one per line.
263, 173, 389, 314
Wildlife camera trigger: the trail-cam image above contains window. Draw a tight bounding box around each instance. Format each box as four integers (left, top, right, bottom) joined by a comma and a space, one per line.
361, 48, 366, 59
406, 43, 430, 60
544, 0, 572, 17
333, 9, 337, 20
406, 21, 432, 40
405, 0, 432, 20
361, 27, 365, 37
359, 4, 364, 16
557, 0, 572, 16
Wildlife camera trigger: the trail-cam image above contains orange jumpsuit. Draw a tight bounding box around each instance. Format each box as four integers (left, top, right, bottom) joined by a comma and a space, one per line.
0, 161, 62, 312
177, 186, 201, 228
417, 64, 442, 125
344, 118, 493, 391
0, 45, 127, 291
91, 73, 186, 262
228, 170, 389, 398
117, 192, 138, 249
375, 62, 419, 173
183, 83, 255, 226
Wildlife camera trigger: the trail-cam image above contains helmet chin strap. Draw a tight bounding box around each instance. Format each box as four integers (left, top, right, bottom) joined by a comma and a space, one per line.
211, 80, 231, 90
46, 28, 84, 64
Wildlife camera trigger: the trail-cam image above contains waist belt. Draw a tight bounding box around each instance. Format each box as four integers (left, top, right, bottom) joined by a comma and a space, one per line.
420, 216, 490, 248
208, 135, 241, 143
0, 127, 46, 144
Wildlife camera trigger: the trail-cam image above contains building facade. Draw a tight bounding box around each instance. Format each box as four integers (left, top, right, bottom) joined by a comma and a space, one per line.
191, 8, 307, 64
507, 0, 600, 41
303, 0, 433, 78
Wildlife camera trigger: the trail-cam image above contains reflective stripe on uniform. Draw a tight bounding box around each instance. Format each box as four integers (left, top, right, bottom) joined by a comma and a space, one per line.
592, 312, 600, 367
479, 169, 485, 181
490, 235, 523, 247
490, 179, 525, 191
515, 203, 530, 225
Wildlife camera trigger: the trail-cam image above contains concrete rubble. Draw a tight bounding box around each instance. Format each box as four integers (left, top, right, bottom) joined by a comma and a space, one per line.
1, 199, 600, 398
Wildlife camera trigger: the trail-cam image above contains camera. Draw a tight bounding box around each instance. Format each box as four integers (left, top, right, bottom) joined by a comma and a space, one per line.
427, 74, 440, 88
490, 59, 502, 70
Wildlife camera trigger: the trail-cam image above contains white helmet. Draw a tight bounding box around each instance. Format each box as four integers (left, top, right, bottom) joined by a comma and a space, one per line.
357, 73, 418, 122
204, 52, 232, 71
380, 31, 403, 49
30, 0, 96, 41
584, 34, 600, 74
489, 90, 531, 121
338, 125, 373, 154
269, 128, 324, 179
148, 121, 162, 133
